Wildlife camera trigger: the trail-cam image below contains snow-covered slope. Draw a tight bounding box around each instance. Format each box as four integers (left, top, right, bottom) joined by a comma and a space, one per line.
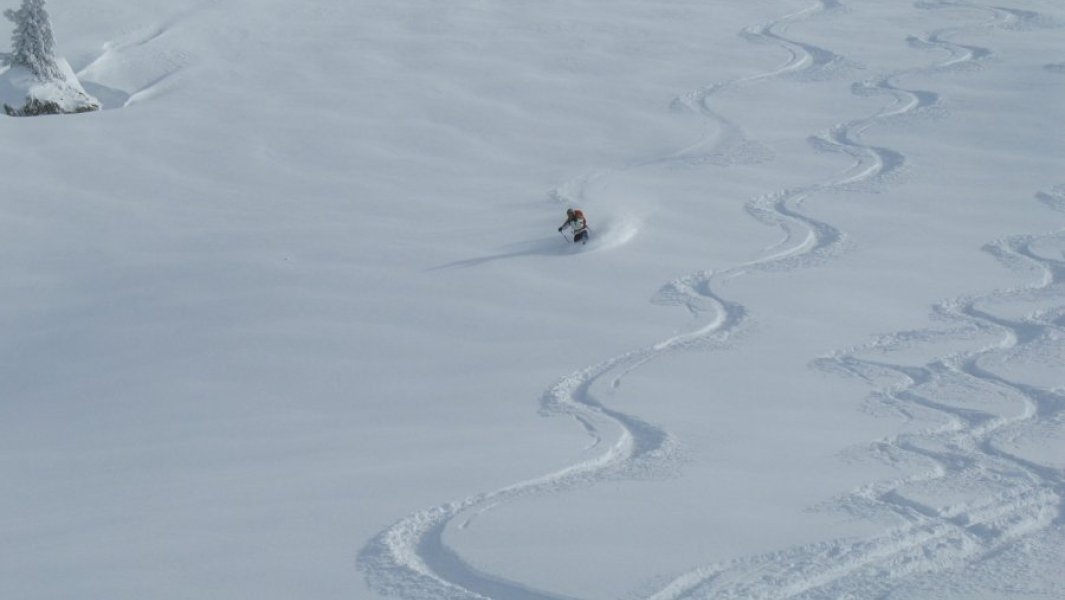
2, 1, 1063, 599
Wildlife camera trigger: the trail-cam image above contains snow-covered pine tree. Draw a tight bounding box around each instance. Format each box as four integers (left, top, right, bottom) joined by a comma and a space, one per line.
3, 0, 61, 80
0, 0, 100, 116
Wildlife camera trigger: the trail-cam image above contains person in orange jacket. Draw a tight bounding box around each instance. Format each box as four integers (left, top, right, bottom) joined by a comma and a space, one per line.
558, 208, 589, 244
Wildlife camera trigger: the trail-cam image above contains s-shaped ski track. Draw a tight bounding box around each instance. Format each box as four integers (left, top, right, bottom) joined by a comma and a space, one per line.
357, 2, 1061, 599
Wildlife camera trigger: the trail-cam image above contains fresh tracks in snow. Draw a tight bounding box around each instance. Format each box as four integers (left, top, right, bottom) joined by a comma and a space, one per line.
357, 2, 1063, 599
642, 5, 1065, 599
359, 1, 845, 596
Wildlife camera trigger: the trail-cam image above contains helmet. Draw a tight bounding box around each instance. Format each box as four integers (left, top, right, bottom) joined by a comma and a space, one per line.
566, 208, 575, 216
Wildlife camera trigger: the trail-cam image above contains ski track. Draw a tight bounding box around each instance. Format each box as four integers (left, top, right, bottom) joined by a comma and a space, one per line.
357, 2, 1063, 599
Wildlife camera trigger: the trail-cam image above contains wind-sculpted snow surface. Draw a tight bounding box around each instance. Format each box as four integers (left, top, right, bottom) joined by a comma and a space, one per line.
358, 2, 1063, 599
74, 14, 200, 108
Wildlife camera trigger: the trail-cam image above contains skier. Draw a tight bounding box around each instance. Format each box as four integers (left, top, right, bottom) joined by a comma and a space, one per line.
558, 208, 589, 245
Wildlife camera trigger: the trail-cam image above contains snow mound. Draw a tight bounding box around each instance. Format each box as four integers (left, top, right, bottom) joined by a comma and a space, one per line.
0, 59, 100, 116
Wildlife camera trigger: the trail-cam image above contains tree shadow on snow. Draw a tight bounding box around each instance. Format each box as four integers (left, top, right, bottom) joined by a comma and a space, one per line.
80, 81, 131, 109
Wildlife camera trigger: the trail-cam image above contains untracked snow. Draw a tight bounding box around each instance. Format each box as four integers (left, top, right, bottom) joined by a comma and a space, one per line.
1, 1, 1063, 599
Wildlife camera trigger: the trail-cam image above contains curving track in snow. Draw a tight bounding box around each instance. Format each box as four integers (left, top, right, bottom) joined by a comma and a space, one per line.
650, 184, 1065, 599
358, 3, 845, 597
783, 184, 1065, 600
358, 2, 1062, 599
644, 4, 1065, 597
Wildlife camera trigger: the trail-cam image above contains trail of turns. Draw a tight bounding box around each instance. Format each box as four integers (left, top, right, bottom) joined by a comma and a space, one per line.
358, 2, 1063, 598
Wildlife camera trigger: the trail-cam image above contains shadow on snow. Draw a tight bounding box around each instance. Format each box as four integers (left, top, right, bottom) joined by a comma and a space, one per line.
429, 237, 587, 270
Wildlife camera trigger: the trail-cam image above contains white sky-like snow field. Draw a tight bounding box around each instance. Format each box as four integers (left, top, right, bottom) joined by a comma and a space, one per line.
2, 1, 1064, 599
